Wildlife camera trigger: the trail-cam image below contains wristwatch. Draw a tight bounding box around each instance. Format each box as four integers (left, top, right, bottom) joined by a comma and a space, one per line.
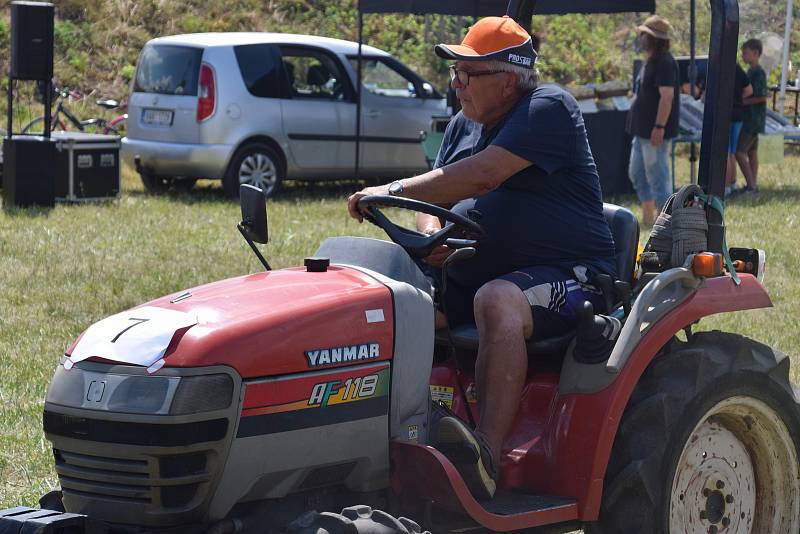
388, 180, 404, 196
654, 124, 665, 129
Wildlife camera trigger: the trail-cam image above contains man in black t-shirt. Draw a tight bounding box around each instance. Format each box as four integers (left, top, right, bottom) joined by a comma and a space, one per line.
627, 15, 679, 226
725, 64, 752, 195
347, 16, 616, 500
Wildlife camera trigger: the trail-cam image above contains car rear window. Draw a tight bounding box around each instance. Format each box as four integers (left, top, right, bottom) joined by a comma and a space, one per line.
134, 45, 203, 96
234, 44, 286, 99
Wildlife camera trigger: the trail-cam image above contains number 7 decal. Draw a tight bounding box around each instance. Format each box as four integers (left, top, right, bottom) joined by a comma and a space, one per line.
111, 317, 150, 343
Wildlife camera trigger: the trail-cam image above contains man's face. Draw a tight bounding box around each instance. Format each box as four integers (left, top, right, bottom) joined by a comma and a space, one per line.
451, 60, 513, 125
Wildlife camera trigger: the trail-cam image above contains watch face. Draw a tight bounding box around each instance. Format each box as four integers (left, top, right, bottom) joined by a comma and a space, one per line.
389, 181, 403, 195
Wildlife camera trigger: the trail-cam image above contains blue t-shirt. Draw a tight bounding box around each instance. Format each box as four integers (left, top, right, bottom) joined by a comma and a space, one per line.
435, 84, 617, 287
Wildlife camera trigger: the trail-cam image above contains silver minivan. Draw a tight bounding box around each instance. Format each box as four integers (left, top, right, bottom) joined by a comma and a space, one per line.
121, 33, 447, 196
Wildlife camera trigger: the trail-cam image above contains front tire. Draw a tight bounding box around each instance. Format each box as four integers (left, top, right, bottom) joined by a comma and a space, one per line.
223, 142, 284, 198
286, 505, 428, 534
587, 332, 800, 534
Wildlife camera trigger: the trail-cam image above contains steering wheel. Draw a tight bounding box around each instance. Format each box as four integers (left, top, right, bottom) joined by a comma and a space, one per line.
357, 195, 487, 259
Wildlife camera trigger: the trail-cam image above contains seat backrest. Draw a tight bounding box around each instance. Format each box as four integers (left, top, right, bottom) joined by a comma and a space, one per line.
602, 203, 640, 284
306, 64, 331, 87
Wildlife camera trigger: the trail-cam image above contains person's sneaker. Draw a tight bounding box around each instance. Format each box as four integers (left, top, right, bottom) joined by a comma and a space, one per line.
435, 416, 498, 500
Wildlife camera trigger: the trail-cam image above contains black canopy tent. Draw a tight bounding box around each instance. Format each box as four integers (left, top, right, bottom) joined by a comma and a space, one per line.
352, 0, 660, 181
358, 0, 655, 16
354, 0, 734, 254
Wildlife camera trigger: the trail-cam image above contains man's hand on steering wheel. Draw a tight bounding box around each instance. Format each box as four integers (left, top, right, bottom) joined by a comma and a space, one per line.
347, 185, 388, 222
345, 191, 487, 259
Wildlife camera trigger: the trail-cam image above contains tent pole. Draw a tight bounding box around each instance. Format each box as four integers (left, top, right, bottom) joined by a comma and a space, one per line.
356, 3, 363, 182
689, 0, 697, 183
778, 0, 793, 116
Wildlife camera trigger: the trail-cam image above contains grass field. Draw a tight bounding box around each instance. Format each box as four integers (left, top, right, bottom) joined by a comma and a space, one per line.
1, 152, 799, 511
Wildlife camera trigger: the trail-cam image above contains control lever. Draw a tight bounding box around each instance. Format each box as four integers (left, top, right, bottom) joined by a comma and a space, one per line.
595, 274, 615, 314
444, 238, 478, 249
573, 300, 622, 364
614, 280, 632, 318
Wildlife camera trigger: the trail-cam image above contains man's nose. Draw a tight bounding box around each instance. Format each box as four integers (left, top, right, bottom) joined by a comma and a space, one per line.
451, 77, 466, 90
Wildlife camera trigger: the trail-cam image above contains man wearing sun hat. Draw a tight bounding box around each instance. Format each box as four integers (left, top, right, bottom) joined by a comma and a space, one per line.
627, 15, 680, 226
347, 15, 616, 499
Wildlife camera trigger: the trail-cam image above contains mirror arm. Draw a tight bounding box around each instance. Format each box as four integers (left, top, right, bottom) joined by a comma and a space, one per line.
238, 224, 272, 271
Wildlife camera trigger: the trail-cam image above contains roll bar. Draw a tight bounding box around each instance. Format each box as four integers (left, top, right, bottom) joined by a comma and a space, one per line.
509, 0, 739, 254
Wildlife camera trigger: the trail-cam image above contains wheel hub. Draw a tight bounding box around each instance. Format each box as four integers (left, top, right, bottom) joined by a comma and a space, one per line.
671, 419, 754, 533
239, 154, 276, 192
669, 396, 800, 534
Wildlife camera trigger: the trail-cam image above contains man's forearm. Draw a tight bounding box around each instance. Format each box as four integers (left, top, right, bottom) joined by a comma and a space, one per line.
742, 95, 767, 106
655, 94, 673, 127
398, 146, 530, 205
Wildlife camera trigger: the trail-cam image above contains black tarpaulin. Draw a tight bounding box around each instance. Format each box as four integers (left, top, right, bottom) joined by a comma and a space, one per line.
358, 0, 654, 16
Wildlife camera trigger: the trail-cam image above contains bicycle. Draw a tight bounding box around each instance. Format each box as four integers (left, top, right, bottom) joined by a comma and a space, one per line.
21, 86, 126, 136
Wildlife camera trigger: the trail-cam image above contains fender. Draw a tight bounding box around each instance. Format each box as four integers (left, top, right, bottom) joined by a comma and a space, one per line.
572, 272, 771, 518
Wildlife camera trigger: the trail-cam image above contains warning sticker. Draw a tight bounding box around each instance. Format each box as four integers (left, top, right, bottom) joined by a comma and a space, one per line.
430, 385, 454, 409
408, 425, 419, 443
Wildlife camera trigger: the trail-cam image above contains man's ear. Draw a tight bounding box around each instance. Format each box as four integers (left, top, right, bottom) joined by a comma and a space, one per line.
502, 72, 518, 97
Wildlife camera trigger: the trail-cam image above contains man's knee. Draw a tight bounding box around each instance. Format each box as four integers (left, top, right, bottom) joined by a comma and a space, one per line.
474, 280, 532, 337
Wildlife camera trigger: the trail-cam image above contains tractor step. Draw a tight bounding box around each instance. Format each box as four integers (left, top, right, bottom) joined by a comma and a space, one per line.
479, 491, 576, 516
0, 506, 102, 534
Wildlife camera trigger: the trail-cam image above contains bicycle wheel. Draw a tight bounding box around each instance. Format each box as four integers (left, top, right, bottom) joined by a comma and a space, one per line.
21, 116, 67, 134
104, 114, 127, 136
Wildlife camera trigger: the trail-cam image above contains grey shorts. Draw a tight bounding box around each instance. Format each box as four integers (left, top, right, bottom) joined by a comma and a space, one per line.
442, 265, 606, 340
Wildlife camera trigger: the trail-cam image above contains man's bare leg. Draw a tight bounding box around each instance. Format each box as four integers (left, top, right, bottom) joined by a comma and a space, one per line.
749, 146, 759, 189
735, 151, 756, 189
473, 280, 533, 467
641, 199, 656, 226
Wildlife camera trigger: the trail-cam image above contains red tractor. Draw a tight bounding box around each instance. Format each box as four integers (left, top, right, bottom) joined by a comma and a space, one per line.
2, 1, 798, 533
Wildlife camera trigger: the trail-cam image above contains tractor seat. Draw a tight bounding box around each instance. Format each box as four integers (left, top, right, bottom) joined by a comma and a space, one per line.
435, 203, 639, 358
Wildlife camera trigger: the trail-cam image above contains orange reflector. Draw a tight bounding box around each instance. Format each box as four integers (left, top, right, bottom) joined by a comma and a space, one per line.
692, 252, 724, 277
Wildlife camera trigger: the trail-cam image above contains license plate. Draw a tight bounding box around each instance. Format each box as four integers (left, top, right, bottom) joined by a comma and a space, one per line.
142, 108, 173, 126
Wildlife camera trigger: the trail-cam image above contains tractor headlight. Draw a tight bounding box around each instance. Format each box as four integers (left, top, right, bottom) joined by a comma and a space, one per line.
169, 374, 234, 415
108, 376, 174, 413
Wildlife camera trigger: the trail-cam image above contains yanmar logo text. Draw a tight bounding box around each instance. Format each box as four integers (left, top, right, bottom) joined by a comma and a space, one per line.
508, 53, 532, 67
305, 343, 380, 367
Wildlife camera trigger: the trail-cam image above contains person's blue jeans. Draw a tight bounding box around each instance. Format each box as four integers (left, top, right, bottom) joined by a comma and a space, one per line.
628, 135, 672, 210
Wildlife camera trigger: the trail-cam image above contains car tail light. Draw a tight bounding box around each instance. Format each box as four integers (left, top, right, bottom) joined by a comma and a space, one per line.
197, 63, 216, 122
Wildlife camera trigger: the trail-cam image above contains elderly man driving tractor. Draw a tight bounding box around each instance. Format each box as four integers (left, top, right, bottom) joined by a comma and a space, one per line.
348, 15, 617, 499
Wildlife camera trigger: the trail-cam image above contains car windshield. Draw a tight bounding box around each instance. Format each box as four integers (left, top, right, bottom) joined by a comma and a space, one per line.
134, 45, 203, 96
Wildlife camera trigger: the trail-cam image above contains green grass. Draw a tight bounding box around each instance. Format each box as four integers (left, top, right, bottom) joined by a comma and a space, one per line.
1, 153, 799, 510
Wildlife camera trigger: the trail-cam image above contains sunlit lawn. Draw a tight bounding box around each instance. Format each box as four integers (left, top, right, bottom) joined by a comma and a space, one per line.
1, 150, 798, 515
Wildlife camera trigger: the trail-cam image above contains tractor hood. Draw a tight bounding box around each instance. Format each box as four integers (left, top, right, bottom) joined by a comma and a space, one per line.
66, 266, 394, 379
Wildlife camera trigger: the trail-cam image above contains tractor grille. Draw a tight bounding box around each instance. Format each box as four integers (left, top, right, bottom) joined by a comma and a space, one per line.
54, 449, 213, 510
43, 411, 228, 446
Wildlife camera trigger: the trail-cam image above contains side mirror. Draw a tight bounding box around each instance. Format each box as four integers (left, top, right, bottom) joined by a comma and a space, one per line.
421, 82, 435, 98
239, 184, 268, 244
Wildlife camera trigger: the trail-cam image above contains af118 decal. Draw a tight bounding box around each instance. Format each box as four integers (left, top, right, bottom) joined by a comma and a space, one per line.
237, 363, 390, 437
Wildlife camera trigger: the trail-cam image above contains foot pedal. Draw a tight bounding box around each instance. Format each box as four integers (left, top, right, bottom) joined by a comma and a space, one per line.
0, 506, 105, 534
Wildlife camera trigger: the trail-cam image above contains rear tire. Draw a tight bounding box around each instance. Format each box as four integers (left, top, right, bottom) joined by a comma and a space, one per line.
286, 506, 428, 534
223, 142, 284, 198
21, 116, 66, 134
139, 171, 172, 194
586, 332, 800, 534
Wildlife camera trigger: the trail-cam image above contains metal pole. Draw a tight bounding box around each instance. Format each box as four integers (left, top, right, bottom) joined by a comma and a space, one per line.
43, 80, 52, 139
778, 0, 793, 115
698, 0, 739, 254
355, 3, 363, 182
689, 0, 697, 183
6, 77, 11, 137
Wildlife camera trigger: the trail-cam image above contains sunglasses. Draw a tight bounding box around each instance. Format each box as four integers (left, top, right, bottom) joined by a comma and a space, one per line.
449, 65, 504, 87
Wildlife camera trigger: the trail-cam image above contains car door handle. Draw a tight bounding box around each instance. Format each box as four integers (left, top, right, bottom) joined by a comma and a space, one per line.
365, 110, 381, 119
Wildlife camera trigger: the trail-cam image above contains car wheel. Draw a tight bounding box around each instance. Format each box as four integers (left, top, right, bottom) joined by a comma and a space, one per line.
586, 331, 800, 533
224, 143, 284, 198
139, 171, 173, 194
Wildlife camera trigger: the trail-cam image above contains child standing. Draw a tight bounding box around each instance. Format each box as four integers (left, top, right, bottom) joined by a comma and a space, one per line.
735, 39, 768, 194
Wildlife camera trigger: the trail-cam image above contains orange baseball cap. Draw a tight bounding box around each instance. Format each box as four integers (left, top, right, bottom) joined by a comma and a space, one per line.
435, 16, 537, 69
